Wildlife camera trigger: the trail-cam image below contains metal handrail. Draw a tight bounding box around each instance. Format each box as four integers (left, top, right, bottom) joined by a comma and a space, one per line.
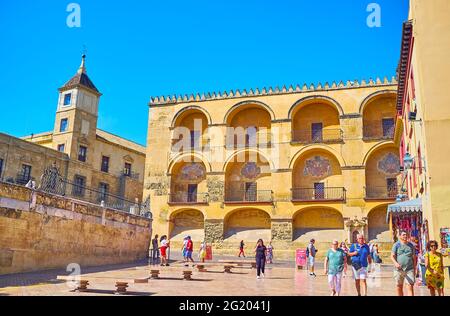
224, 189, 273, 203
168, 192, 209, 204
363, 121, 395, 140
291, 187, 346, 201
291, 129, 343, 143
364, 185, 400, 199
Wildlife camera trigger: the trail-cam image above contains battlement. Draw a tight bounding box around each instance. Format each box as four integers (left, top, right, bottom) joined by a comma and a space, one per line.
149, 76, 398, 106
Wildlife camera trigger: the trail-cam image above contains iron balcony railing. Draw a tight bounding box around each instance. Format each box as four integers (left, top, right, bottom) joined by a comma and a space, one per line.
120, 170, 140, 180
225, 131, 272, 149
168, 192, 209, 204
363, 121, 395, 140
224, 190, 273, 203
171, 135, 210, 152
364, 185, 399, 200
291, 129, 343, 144
291, 187, 346, 202
15, 173, 32, 186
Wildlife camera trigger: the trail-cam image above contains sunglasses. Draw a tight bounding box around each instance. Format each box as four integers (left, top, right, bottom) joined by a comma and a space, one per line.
430, 244, 437, 248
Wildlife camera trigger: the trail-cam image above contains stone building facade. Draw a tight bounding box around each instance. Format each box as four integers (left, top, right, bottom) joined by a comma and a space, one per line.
396, 0, 450, 252
0, 55, 146, 211
144, 78, 401, 257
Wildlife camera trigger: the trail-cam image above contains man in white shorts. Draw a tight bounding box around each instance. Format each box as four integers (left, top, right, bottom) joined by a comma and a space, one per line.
348, 234, 372, 296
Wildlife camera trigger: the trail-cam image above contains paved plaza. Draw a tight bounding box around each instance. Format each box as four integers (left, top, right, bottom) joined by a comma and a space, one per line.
0, 251, 443, 296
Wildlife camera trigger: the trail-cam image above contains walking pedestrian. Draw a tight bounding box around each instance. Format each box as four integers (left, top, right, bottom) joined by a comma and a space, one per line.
340, 241, 349, 277
185, 236, 195, 267
160, 235, 170, 266
151, 234, 159, 265
198, 240, 206, 263
307, 239, 318, 277
348, 234, 372, 296
266, 241, 274, 264
418, 250, 427, 286
238, 240, 246, 257
372, 244, 382, 271
181, 236, 188, 265
324, 240, 347, 296
391, 230, 417, 296
254, 239, 267, 279
424, 240, 445, 296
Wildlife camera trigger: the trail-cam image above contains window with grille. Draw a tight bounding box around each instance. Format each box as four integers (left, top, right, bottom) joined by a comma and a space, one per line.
60, 118, 68, 132
63, 93, 72, 106
57, 144, 65, 152
382, 118, 395, 138
311, 123, 323, 142
124, 163, 132, 176
245, 182, 257, 201
19, 164, 32, 184
101, 156, 109, 173
187, 184, 198, 203
98, 182, 109, 202
73, 175, 86, 197
78, 146, 87, 162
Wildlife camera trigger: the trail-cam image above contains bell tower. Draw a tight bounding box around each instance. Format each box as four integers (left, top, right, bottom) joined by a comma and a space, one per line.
52, 54, 102, 166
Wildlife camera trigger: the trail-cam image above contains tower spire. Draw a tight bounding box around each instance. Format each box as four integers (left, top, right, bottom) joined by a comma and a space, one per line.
77, 54, 87, 74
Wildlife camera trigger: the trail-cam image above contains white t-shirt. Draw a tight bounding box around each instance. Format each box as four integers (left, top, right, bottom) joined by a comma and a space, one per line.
161, 239, 168, 247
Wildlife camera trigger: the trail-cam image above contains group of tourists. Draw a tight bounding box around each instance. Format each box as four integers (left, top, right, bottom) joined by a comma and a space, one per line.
308, 231, 446, 296
238, 240, 274, 264
151, 234, 170, 266
150, 231, 446, 296
391, 230, 446, 296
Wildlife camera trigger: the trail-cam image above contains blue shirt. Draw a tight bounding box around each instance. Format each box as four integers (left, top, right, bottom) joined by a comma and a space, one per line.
349, 243, 371, 267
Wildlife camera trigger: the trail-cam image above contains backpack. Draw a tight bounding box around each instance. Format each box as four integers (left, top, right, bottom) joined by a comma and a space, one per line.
306, 246, 310, 257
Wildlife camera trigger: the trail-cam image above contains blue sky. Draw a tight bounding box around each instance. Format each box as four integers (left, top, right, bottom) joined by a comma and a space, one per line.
0, 0, 409, 146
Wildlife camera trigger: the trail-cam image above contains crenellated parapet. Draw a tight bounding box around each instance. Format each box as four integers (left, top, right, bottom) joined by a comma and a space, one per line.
149, 76, 398, 106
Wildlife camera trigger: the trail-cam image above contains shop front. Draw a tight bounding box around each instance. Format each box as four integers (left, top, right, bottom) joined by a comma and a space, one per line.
387, 198, 427, 253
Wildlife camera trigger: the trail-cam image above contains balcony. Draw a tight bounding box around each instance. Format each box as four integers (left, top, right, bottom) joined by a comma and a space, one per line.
291, 129, 343, 144
168, 192, 209, 205
15, 173, 31, 186
291, 187, 346, 202
120, 170, 140, 180
224, 190, 273, 204
364, 186, 399, 200
225, 132, 272, 149
363, 121, 395, 141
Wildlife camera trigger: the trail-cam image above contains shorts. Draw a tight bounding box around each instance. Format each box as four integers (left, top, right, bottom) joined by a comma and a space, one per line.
186, 250, 193, 259
160, 246, 167, 257
352, 266, 368, 280
394, 269, 415, 286
308, 256, 315, 266
182, 248, 187, 257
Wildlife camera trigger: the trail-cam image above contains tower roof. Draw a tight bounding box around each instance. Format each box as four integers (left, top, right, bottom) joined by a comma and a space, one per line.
59, 54, 101, 96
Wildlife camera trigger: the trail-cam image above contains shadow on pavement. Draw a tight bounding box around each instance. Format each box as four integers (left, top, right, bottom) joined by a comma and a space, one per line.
0, 259, 149, 289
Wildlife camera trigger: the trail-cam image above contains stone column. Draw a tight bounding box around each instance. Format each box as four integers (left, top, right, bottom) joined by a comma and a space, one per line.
271, 219, 293, 241
204, 219, 224, 243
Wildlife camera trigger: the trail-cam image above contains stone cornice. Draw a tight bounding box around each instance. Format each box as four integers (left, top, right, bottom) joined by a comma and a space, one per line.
148, 77, 398, 106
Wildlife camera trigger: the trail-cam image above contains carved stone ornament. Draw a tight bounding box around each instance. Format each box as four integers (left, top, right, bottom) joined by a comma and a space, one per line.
303, 156, 331, 177
178, 163, 206, 181
377, 153, 400, 175
240, 162, 261, 180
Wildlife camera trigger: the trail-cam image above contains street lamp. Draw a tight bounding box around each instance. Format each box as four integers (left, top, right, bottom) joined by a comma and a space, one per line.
403, 152, 414, 170
403, 152, 426, 172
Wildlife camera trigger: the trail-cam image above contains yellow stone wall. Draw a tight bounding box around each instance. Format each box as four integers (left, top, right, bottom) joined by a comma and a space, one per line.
0, 182, 152, 275
144, 81, 401, 257
403, 0, 450, 243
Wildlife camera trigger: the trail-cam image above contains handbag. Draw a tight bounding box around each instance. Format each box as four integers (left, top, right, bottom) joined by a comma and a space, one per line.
351, 243, 363, 271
